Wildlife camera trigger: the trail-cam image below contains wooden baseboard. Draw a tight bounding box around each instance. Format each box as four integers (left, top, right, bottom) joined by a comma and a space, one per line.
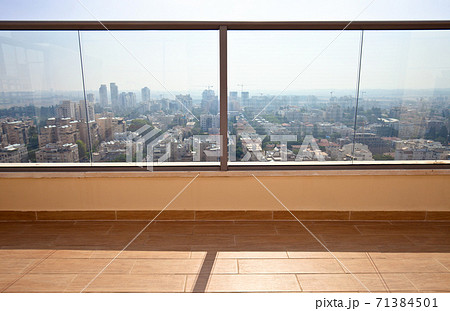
0, 210, 449, 221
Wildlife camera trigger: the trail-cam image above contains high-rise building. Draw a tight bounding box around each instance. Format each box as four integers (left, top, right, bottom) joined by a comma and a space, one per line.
175, 94, 193, 111
99, 85, 108, 107
110, 83, 119, 109
241, 91, 249, 105
87, 93, 95, 103
119, 92, 136, 110
200, 114, 220, 133
78, 100, 95, 122
201, 89, 218, 114
56, 100, 77, 119
141, 87, 151, 102
229, 91, 240, 112
325, 104, 343, 122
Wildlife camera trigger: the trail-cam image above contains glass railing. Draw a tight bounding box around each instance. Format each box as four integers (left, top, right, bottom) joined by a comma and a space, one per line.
0, 22, 449, 170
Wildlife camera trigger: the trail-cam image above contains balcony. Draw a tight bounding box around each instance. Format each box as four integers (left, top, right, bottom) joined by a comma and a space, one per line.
0, 21, 449, 294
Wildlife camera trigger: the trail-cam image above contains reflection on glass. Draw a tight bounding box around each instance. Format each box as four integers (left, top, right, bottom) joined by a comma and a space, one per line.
0, 31, 85, 164
79, 30, 219, 166
228, 30, 361, 163
1, 28, 448, 167
358, 30, 450, 161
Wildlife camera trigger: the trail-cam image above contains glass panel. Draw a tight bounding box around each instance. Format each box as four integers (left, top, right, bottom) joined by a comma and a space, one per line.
228, 30, 361, 164
359, 30, 450, 162
79, 30, 219, 168
0, 31, 85, 164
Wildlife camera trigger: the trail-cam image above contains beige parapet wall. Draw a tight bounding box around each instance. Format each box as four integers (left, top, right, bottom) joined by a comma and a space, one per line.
0, 170, 449, 213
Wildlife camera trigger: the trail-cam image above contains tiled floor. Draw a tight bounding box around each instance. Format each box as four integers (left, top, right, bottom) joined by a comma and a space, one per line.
0, 220, 449, 292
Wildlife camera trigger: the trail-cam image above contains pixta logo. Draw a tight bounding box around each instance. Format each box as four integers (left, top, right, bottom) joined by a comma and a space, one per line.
126, 124, 173, 171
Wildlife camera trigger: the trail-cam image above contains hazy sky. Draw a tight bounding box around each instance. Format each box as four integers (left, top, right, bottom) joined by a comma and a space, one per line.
0, 0, 449, 96
1, 0, 449, 21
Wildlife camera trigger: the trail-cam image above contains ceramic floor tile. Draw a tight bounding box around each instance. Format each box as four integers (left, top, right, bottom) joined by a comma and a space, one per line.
372, 258, 449, 273
369, 252, 450, 261
21, 222, 76, 235
238, 259, 344, 274
29, 258, 111, 274
380, 273, 419, 292
235, 235, 321, 250
0, 274, 22, 292
356, 224, 448, 236
119, 251, 191, 259
0, 223, 32, 233
203, 274, 301, 292
406, 236, 450, 246
140, 235, 235, 248
337, 258, 378, 274
435, 259, 450, 271
404, 273, 450, 291
131, 259, 203, 274
49, 249, 119, 259
103, 259, 136, 274
287, 251, 367, 259
106, 222, 148, 234
53, 234, 130, 247
0, 259, 40, 274
296, 274, 385, 292
211, 259, 238, 274
0, 234, 59, 247
0, 249, 53, 259
85, 274, 186, 292
303, 224, 362, 235
1, 220, 449, 293
128, 258, 237, 274
64, 274, 96, 292
143, 222, 195, 235
376, 244, 450, 253
193, 223, 277, 235
217, 251, 289, 259
320, 234, 413, 246
4, 274, 79, 292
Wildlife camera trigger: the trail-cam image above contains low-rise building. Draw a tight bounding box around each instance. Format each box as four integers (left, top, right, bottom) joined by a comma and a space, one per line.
335, 143, 373, 161
394, 139, 449, 160
36, 143, 79, 163
0, 144, 28, 163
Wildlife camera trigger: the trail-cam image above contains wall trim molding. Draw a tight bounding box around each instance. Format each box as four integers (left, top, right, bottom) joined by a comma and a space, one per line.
1, 210, 449, 221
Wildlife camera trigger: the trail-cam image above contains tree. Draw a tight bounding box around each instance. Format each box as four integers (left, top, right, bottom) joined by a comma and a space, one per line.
27, 127, 39, 151
437, 125, 449, 145
236, 136, 244, 160
112, 154, 127, 162
331, 133, 342, 141
76, 140, 87, 160
373, 154, 394, 161
313, 124, 319, 138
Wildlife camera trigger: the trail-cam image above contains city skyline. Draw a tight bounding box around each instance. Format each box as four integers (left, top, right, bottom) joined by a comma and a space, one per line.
1, 83, 449, 164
